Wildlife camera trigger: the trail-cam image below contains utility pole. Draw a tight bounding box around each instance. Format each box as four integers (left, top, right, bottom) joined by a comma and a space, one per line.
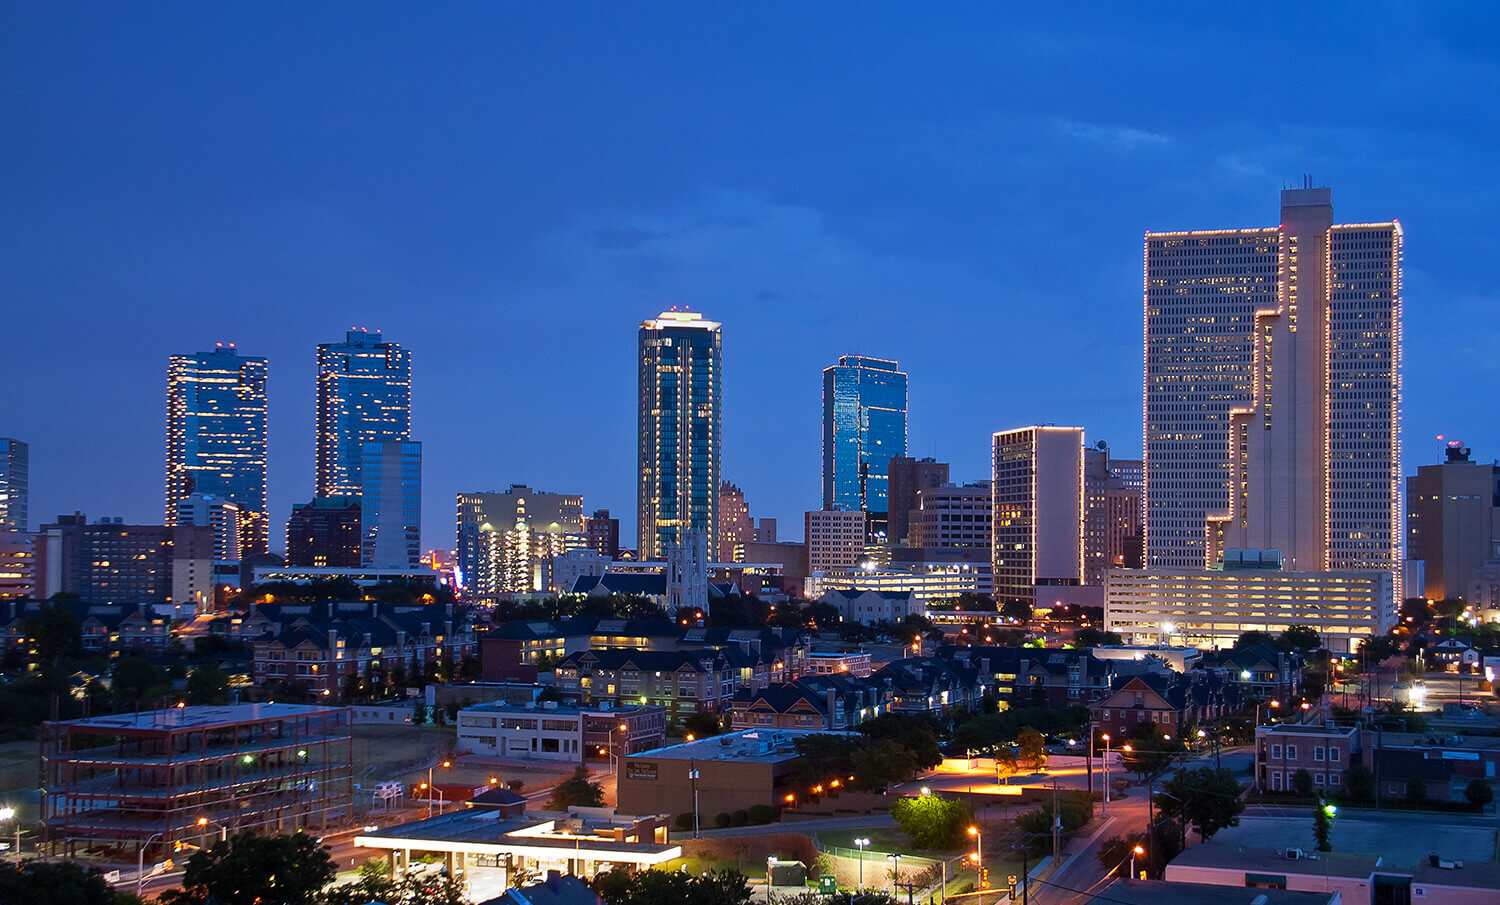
1086, 720, 1094, 798
1051, 780, 1060, 865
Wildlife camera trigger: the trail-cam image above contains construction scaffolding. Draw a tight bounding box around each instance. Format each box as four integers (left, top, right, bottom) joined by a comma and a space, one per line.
42, 703, 353, 859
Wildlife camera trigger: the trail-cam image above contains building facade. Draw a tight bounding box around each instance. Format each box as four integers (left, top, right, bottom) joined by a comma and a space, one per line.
164, 346, 269, 555
909, 482, 992, 552
718, 480, 753, 562
286, 496, 363, 567
35, 514, 215, 608
1105, 554, 1395, 653
0, 531, 35, 599
316, 329, 411, 498
1406, 442, 1500, 602
454, 701, 666, 763
822, 355, 907, 537
992, 426, 1084, 606
584, 509, 620, 558
174, 493, 242, 562
805, 509, 867, 573
1145, 186, 1402, 577
637, 311, 721, 561
0, 438, 28, 532
361, 440, 421, 569
888, 457, 949, 547
456, 487, 585, 596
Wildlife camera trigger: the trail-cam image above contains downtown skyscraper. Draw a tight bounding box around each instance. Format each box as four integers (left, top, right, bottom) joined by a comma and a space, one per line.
1144, 185, 1402, 575
638, 311, 721, 561
0, 438, 27, 532
164, 345, 269, 555
822, 355, 907, 537
316, 329, 411, 498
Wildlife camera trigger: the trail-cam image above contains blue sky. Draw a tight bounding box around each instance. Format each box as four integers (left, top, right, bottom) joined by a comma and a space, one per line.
4, 3, 1498, 549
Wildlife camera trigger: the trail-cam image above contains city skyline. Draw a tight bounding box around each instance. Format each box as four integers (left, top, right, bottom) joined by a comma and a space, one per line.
5, 6, 1496, 548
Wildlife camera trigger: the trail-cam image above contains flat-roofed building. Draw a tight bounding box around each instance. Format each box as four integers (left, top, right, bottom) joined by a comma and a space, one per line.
455, 701, 666, 763
1106, 552, 1395, 654
992, 426, 1084, 607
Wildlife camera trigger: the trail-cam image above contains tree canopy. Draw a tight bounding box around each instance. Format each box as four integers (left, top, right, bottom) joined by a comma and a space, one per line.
590, 868, 751, 905
890, 795, 975, 849
546, 765, 605, 809
160, 832, 336, 905
1157, 767, 1245, 842
0, 861, 143, 905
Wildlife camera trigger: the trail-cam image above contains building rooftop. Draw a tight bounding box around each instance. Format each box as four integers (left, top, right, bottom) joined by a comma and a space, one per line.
1255, 723, 1359, 737
1170, 844, 1381, 878
1089, 879, 1335, 905
626, 729, 852, 764
46, 702, 348, 731
356, 807, 679, 865
462, 701, 654, 717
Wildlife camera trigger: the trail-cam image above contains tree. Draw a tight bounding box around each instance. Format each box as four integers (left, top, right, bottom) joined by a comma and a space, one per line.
1000, 599, 1032, 622
18, 603, 83, 666
1277, 625, 1322, 653
850, 737, 920, 792
412, 702, 428, 725
994, 748, 1019, 783
683, 710, 725, 739
1312, 801, 1334, 852
1464, 779, 1494, 807
1016, 796, 1090, 852
1120, 727, 1182, 783
1158, 767, 1245, 842
1235, 630, 1277, 649
590, 868, 751, 905
890, 795, 975, 849
186, 666, 231, 706
160, 832, 335, 905
858, 712, 943, 771
112, 656, 169, 708
1405, 776, 1428, 803
1073, 627, 1123, 648
1347, 764, 1375, 802
1097, 833, 1147, 873
1016, 727, 1047, 772
0, 860, 143, 905
1292, 768, 1315, 798
321, 872, 465, 905
547, 765, 605, 809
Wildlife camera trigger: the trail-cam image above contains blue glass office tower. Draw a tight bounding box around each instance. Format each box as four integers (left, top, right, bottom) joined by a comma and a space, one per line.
0, 438, 28, 532
361, 440, 422, 568
165, 346, 269, 554
638, 311, 721, 560
317, 329, 411, 498
822, 355, 907, 536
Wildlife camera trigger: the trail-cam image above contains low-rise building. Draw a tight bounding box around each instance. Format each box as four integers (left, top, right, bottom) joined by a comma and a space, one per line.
1166, 844, 1500, 905
1091, 673, 1241, 739
455, 701, 665, 763
1086, 879, 1336, 905
729, 674, 887, 731
821, 587, 922, 623
617, 729, 852, 819
1255, 723, 1362, 794
552, 648, 756, 716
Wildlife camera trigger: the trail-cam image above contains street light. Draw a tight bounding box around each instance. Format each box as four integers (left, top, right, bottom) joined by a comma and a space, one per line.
610, 723, 629, 773
1131, 844, 1144, 878
854, 837, 870, 888
1101, 733, 1112, 816
426, 760, 451, 817
886, 853, 902, 895
196, 816, 227, 844
137, 830, 166, 899
688, 762, 701, 839
0, 807, 16, 866
967, 825, 982, 888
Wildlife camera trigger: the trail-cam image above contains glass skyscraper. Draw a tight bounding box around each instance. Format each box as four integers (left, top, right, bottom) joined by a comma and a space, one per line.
0, 437, 28, 532
822, 355, 907, 533
316, 329, 411, 498
638, 311, 721, 561
165, 345, 269, 555
360, 439, 422, 568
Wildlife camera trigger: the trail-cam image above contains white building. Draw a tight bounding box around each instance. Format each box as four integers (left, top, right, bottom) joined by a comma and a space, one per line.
455, 701, 666, 763
1145, 186, 1402, 577
820, 587, 922, 623
1105, 551, 1395, 654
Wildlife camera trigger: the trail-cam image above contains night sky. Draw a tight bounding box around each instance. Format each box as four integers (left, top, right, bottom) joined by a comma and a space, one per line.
5, 4, 1497, 551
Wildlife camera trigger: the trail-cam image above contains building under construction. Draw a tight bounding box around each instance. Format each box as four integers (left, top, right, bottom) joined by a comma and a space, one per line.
42, 703, 353, 858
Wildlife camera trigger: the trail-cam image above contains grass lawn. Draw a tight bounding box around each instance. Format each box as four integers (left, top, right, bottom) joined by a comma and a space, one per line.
819, 826, 957, 857
0, 740, 38, 793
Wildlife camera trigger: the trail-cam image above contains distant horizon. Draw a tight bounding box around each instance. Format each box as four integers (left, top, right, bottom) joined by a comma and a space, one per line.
6, 5, 1495, 552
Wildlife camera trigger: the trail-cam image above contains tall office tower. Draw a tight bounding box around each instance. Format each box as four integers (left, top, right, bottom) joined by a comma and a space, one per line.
36, 514, 215, 608
638, 311, 721, 561
360, 440, 421, 569
822, 356, 907, 539
583, 509, 621, 559
1406, 442, 1500, 601
1146, 186, 1402, 575
0, 438, 28, 532
316, 329, 411, 498
285, 496, 362, 567
1105, 474, 1144, 570
456, 486, 584, 595
1083, 444, 1111, 585
888, 456, 950, 547
992, 426, 1084, 606
805, 509, 868, 573
164, 347, 268, 555
174, 493, 243, 562
718, 480, 753, 562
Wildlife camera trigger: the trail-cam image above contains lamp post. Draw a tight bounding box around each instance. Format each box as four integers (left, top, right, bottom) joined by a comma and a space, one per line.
0, 807, 16, 866
967, 825, 982, 891
426, 759, 450, 818
195, 816, 227, 845
1101, 733, 1112, 816
610, 723, 628, 773
854, 837, 870, 888
886, 852, 902, 896
1130, 844, 1144, 879
688, 762, 701, 839
137, 830, 166, 900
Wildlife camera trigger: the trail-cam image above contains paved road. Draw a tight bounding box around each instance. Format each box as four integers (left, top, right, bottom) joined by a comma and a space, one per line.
1026, 791, 1150, 905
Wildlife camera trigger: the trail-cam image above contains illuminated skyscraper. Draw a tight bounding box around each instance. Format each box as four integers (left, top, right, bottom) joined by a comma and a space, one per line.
991, 426, 1084, 606
316, 329, 411, 498
638, 311, 721, 561
456, 486, 584, 595
165, 346, 268, 555
718, 480, 752, 562
1144, 185, 1402, 575
360, 440, 421, 569
822, 356, 906, 537
0, 438, 27, 532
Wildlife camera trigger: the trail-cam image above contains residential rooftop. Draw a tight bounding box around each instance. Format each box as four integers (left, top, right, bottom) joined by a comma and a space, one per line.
624, 728, 852, 764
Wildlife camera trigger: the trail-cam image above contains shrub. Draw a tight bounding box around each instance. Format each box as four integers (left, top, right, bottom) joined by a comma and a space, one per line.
1292, 769, 1314, 798
732, 809, 749, 827
675, 812, 695, 831
1463, 779, 1493, 808
748, 804, 778, 824
715, 812, 732, 828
